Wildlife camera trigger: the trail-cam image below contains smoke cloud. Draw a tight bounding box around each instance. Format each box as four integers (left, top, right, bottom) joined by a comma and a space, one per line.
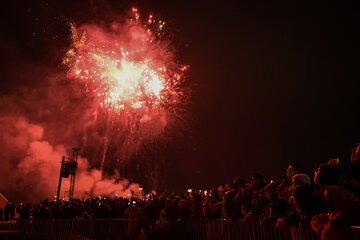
0, 116, 140, 202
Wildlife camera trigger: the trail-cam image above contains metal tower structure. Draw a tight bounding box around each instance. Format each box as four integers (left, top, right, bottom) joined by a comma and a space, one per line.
56, 156, 65, 201
56, 148, 80, 201
69, 148, 80, 200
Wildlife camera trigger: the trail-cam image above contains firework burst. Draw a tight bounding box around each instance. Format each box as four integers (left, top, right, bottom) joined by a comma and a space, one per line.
63, 8, 189, 170
64, 8, 187, 115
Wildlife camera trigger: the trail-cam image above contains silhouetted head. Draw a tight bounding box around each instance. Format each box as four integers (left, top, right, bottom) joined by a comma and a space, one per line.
287, 162, 305, 179
233, 176, 245, 190
251, 172, 264, 190
314, 164, 340, 188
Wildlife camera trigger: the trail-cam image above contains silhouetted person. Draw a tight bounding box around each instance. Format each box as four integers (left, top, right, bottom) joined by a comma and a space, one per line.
314, 164, 340, 192
4, 201, 15, 220
17, 203, 31, 220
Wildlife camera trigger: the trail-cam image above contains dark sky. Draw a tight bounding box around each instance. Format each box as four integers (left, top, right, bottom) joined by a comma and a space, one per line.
1, 0, 359, 191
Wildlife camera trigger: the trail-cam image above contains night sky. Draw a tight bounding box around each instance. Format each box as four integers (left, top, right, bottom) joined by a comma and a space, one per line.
1, 1, 359, 192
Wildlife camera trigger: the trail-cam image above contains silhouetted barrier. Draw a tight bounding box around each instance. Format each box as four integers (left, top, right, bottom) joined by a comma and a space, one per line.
187, 219, 286, 240
0, 218, 327, 240
353, 226, 360, 240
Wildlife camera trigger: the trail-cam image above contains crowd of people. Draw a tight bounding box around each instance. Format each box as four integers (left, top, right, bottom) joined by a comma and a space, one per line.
1, 145, 360, 240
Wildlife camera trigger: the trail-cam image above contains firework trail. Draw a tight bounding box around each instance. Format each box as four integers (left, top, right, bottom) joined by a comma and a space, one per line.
63, 8, 189, 171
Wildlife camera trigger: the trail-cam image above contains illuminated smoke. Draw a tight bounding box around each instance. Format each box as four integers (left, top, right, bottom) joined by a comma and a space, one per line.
0, 116, 140, 201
